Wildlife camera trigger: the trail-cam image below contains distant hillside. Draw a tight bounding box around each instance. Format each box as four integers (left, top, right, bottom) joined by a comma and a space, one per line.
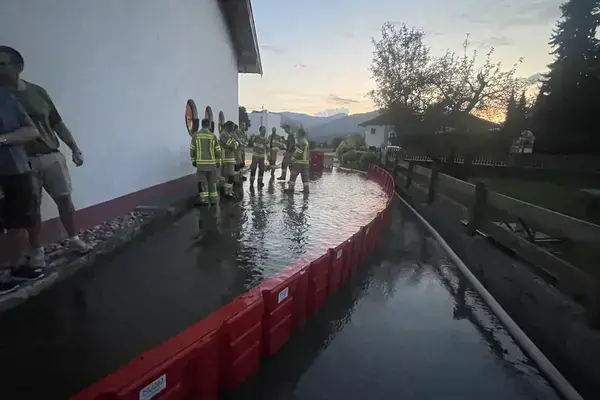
277, 111, 347, 128
308, 111, 380, 142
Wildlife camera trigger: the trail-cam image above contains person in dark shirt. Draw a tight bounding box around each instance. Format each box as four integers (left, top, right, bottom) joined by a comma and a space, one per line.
0, 66, 44, 294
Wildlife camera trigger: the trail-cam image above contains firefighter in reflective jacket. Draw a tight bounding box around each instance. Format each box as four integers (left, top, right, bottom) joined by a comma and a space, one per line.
190, 118, 221, 205
277, 128, 296, 181
219, 121, 238, 197
248, 125, 268, 187
267, 127, 284, 178
286, 128, 310, 193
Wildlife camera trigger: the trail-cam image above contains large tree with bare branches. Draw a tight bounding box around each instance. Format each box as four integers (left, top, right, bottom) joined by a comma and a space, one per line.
369, 22, 523, 120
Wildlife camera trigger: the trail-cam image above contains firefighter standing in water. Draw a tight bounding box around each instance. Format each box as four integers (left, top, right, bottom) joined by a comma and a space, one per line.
248, 125, 268, 187
190, 118, 221, 205
278, 127, 296, 181
286, 128, 310, 193
267, 127, 284, 179
219, 121, 238, 198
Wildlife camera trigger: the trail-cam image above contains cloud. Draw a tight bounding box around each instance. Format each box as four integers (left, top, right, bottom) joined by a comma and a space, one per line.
456, 0, 561, 28
473, 36, 513, 48
316, 108, 350, 117
327, 94, 359, 105
344, 33, 356, 39
294, 63, 307, 68
260, 44, 285, 54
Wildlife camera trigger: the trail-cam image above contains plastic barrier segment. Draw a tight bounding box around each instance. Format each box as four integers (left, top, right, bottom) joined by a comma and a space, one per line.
307, 251, 332, 317
219, 290, 264, 392
260, 263, 310, 356
328, 240, 350, 294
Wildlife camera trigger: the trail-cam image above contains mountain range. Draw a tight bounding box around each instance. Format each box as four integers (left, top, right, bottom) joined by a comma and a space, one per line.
276, 111, 380, 142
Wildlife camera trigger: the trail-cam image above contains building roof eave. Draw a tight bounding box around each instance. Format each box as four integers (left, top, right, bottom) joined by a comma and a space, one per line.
220, 0, 263, 75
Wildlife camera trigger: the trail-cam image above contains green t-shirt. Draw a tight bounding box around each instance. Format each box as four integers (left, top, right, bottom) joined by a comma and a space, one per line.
16, 81, 65, 155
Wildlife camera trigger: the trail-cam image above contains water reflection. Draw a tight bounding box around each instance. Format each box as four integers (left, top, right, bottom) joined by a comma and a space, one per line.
232, 203, 559, 400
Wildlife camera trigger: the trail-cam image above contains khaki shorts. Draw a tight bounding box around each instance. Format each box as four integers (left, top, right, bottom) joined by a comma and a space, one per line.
30, 152, 72, 201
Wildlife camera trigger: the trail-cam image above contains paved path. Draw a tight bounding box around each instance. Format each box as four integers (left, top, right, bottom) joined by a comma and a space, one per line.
231, 201, 561, 400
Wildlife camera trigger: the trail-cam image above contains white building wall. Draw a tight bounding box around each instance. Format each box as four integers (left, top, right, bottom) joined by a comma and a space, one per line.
0, 0, 239, 221
364, 125, 387, 148
248, 111, 282, 135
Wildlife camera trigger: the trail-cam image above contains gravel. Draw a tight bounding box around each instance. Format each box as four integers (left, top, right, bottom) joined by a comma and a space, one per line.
44, 210, 158, 268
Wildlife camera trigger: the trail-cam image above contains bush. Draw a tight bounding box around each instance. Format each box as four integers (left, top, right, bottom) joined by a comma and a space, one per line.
336, 134, 367, 159
359, 151, 379, 168
341, 150, 362, 163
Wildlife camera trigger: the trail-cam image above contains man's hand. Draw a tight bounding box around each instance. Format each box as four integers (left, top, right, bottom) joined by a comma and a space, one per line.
72, 151, 84, 167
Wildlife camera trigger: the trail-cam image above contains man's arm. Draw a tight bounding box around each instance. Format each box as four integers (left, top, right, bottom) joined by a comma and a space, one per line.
190, 133, 197, 165
1, 100, 40, 145
40, 86, 81, 153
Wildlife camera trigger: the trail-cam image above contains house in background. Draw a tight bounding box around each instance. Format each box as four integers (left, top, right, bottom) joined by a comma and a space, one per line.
0, 0, 261, 244
359, 107, 500, 149
359, 113, 392, 149
249, 110, 282, 135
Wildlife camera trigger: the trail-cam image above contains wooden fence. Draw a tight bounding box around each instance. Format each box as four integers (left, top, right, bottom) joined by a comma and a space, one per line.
387, 157, 600, 326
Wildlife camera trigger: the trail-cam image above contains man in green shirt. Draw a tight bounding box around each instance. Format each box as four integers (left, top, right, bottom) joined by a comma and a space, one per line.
0, 46, 90, 268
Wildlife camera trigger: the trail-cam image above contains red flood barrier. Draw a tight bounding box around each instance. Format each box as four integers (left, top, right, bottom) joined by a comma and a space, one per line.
309, 151, 324, 173
307, 251, 332, 318
328, 241, 351, 294
73, 164, 395, 400
260, 261, 310, 356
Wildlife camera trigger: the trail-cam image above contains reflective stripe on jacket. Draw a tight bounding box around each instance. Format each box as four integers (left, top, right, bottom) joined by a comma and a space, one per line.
251, 134, 268, 158
190, 128, 221, 165
219, 131, 238, 164
292, 137, 309, 164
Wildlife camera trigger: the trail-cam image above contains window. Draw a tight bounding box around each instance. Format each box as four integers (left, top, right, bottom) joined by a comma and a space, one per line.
370, 127, 376, 135
185, 99, 198, 136
205, 106, 214, 133
218, 111, 225, 134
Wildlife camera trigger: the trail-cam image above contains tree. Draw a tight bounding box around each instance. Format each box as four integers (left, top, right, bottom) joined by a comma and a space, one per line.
429, 35, 523, 115
534, 0, 600, 154
239, 106, 251, 129
368, 22, 434, 112
369, 22, 523, 119
330, 136, 344, 149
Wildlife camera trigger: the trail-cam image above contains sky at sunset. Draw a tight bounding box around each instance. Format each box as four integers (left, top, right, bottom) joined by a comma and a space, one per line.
239, 0, 563, 116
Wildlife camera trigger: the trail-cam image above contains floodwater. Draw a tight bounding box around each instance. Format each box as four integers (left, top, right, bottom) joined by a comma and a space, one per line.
0, 167, 387, 399
232, 201, 562, 400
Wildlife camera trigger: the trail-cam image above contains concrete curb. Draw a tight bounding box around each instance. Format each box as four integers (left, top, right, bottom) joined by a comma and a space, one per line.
0, 197, 195, 314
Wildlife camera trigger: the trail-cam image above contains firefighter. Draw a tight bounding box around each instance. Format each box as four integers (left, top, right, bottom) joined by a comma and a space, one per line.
248, 125, 268, 187
267, 127, 284, 179
219, 120, 238, 198
277, 127, 296, 181
190, 118, 221, 205
286, 128, 310, 193
239, 122, 248, 168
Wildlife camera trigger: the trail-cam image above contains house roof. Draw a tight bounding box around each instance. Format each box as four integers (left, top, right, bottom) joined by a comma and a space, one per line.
219, 0, 262, 74
359, 107, 419, 127
359, 106, 500, 133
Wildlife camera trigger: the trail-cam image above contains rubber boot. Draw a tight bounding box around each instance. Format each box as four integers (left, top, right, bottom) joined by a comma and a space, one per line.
302, 183, 309, 193
285, 182, 294, 192
277, 172, 286, 181
258, 179, 264, 188
195, 194, 209, 206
